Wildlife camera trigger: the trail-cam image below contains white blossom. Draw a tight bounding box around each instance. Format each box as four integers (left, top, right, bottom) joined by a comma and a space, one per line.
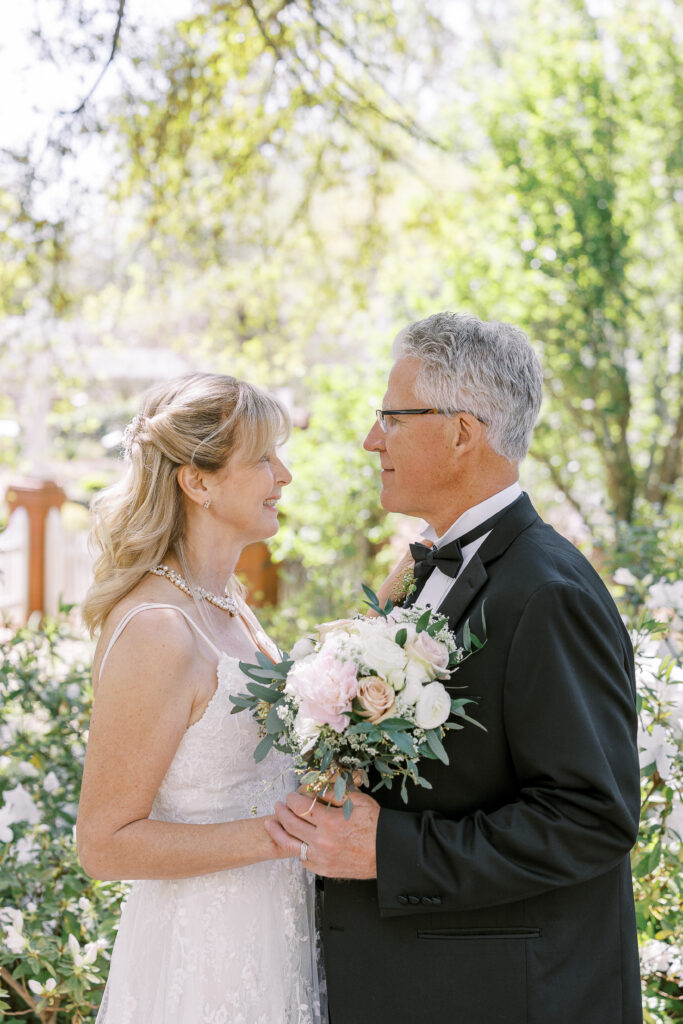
647, 579, 683, 615
43, 771, 60, 794
28, 977, 57, 996
0, 784, 41, 826
638, 724, 677, 779
614, 568, 637, 586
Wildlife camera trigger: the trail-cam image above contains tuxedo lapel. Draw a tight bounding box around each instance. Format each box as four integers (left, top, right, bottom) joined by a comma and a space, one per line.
437, 554, 488, 629
436, 493, 539, 630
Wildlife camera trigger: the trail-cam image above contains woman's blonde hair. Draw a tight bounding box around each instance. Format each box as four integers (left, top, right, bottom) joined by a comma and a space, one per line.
82, 372, 290, 635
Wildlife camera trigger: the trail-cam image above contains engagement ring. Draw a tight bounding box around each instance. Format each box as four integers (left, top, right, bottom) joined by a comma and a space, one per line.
300, 841, 309, 862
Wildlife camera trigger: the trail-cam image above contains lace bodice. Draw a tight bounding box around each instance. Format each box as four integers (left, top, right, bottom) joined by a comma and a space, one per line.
94, 604, 323, 1024
151, 651, 293, 825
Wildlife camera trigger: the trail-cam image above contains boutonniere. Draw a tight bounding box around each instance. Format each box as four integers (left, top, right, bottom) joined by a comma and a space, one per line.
389, 563, 417, 606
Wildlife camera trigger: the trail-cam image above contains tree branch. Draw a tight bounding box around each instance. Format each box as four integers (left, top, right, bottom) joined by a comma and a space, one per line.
67, 0, 126, 116
0, 965, 40, 1015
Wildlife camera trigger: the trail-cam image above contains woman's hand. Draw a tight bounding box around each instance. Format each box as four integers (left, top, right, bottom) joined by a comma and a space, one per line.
369, 548, 422, 614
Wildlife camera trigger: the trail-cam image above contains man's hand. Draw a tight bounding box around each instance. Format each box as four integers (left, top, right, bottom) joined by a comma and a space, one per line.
264, 789, 380, 878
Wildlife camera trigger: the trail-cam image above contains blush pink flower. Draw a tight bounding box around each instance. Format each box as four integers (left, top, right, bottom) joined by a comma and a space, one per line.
287, 652, 359, 732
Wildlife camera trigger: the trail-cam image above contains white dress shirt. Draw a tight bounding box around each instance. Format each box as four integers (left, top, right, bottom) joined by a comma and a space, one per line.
416, 482, 522, 609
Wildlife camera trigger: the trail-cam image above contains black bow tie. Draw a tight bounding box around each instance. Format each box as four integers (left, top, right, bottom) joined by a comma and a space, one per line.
409, 502, 516, 580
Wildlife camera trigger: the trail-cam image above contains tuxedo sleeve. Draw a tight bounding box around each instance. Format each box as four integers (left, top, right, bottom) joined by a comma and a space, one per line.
375, 581, 640, 915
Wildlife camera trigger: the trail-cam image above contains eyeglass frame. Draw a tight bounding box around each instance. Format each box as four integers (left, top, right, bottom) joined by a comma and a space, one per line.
375, 407, 489, 432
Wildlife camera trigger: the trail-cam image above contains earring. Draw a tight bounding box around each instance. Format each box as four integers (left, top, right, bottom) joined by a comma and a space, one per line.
203, 498, 211, 509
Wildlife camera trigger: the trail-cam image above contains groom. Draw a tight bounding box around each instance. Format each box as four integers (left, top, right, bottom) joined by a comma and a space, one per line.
267, 312, 642, 1024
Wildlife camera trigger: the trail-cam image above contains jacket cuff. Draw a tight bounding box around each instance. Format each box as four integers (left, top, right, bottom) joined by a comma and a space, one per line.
376, 807, 444, 916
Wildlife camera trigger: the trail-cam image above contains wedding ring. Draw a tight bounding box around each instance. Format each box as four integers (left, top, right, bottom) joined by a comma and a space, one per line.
300, 841, 309, 862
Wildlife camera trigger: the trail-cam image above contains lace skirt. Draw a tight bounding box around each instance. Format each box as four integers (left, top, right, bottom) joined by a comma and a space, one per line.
96, 857, 323, 1024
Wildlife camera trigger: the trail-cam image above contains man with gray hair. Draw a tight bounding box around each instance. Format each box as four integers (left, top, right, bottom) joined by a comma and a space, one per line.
268, 312, 642, 1023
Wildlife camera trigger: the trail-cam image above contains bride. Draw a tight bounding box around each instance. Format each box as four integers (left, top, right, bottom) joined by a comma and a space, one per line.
77, 372, 323, 1023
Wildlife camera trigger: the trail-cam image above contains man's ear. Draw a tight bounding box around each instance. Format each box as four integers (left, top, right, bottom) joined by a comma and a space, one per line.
451, 413, 477, 451
177, 464, 209, 509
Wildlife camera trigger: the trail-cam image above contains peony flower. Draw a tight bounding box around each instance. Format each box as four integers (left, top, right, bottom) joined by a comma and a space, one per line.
287, 652, 358, 732
357, 677, 396, 724
404, 631, 450, 680
415, 682, 451, 730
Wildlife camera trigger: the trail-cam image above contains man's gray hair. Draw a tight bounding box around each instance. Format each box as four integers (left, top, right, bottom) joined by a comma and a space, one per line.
393, 311, 543, 461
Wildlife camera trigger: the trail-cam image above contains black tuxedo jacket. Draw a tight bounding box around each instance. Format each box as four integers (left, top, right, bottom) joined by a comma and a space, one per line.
321, 494, 642, 1024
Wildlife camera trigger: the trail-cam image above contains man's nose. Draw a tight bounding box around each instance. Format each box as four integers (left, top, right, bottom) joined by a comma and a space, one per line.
363, 421, 385, 452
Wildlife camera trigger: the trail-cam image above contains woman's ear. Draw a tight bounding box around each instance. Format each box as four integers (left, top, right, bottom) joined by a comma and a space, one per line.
177, 464, 209, 509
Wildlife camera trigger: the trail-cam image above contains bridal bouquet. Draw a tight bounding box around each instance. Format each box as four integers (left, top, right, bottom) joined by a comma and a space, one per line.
230, 587, 486, 817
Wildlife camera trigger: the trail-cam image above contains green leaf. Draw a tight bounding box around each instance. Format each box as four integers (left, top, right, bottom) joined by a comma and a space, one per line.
343, 797, 354, 819
378, 716, 414, 729
245, 681, 282, 702
462, 618, 472, 652
425, 729, 449, 764
334, 775, 347, 803
416, 609, 431, 633
415, 775, 433, 789
254, 734, 275, 762
384, 730, 416, 757
394, 627, 407, 647
265, 703, 285, 734
239, 663, 281, 682
254, 650, 277, 670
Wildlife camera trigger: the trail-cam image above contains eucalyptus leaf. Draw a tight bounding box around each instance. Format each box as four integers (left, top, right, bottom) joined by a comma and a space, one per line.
253, 734, 275, 763
425, 729, 449, 764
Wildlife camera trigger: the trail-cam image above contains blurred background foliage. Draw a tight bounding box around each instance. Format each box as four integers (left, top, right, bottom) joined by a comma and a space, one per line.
0, 0, 682, 1015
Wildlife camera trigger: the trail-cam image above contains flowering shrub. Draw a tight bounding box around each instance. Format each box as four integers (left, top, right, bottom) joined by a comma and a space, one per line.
0, 617, 127, 1023
614, 572, 683, 1023
0, 567, 681, 1021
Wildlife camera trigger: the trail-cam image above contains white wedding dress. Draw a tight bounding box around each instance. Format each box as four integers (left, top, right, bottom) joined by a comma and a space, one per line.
94, 603, 323, 1024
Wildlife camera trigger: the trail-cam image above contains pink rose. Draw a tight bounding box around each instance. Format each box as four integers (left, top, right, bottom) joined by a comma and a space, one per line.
404, 630, 450, 679
357, 677, 396, 724
287, 652, 358, 732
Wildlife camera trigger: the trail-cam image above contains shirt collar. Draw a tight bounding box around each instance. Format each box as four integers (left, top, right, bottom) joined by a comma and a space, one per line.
421, 482, 522, 547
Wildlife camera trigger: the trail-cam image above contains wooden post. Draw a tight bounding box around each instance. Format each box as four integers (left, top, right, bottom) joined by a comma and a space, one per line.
236, 541, 279, 606
5, 478, 66, 618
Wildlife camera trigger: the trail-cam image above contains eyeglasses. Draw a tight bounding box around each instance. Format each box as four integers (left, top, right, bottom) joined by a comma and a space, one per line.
375, 407, 489, 432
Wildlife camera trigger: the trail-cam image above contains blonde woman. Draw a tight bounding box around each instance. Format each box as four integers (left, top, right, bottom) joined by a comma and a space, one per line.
77, 373, 322, 1023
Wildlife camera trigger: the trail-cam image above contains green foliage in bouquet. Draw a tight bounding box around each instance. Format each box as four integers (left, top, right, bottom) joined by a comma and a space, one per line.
231, 588, 486, 819
0, 618, 127, 1023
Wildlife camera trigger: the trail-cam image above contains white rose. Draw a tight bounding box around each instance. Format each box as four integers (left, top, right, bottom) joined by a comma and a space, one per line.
404, 631, 450, 680
293, 712, 321, 754
315, 618, 359, 640
290, 637, 316, 661
357, 627, 407, 679
396, 673, 425, 709
415, 682, 451, 730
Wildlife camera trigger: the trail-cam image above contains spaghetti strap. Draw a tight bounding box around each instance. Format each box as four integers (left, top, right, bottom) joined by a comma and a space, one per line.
98, 602, 221, 679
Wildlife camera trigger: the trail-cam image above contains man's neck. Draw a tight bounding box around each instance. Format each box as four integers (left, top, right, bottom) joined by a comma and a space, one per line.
427, 480, 521, 540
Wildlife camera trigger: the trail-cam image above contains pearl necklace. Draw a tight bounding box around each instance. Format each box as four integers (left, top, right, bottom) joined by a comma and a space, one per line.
150, 565, 239, 615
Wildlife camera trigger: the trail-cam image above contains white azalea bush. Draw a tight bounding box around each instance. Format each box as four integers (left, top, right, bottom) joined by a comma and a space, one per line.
0, 617, 127, 1023
613, 572, 683, 1023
